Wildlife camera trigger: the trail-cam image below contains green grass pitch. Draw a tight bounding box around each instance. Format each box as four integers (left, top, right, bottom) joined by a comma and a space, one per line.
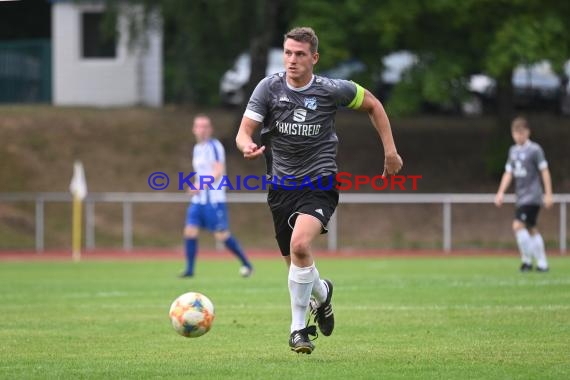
1, 256, 569, 379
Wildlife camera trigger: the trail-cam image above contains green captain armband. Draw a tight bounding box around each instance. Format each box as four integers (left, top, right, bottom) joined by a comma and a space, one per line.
347, 82, 365, 109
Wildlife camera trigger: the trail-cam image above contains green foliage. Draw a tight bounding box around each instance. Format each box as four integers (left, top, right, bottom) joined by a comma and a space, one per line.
293, 0, 382, 69
106, 0, 283, 104
484, 133, 513, 179
384, 73, 423, 117
293, 0, 570, 117
487, 14, 568, 78
159, 0, 255, 104
88, 1, 570, 109
385, 56, 471, 116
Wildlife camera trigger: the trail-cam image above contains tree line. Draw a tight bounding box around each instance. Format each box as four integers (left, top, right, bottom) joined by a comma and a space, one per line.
112, 0, 570, 121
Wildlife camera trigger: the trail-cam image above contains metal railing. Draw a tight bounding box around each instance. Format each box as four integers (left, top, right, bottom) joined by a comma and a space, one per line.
0, 192, 568, 253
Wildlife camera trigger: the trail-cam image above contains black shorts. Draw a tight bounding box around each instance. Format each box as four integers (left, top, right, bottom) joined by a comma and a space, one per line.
515, 205, 541, 228
267, 175, 339, 237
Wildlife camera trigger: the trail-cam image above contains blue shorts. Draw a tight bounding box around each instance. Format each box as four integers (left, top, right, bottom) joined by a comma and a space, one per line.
185, 202, 229, 232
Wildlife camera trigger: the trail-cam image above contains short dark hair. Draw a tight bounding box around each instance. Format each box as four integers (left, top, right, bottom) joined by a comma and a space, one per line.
511, 116, 530, 131
193, 113, 212, 125
284, 27, 318, 54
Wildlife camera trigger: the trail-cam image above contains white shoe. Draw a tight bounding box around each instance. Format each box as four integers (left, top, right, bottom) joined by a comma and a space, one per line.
239, 266, 253, 278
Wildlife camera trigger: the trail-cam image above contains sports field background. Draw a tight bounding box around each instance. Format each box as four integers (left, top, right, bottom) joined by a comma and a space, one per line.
1, 254, 568, 379
1, 107, 569, 252
1, 104, 569, 379
1, 2, 570, 376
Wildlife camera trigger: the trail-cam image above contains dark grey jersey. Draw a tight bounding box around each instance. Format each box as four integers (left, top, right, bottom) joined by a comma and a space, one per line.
505, 140, 548, 206
244, 73, 364, 183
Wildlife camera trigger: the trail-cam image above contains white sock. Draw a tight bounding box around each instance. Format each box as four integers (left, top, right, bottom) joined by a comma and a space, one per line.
311, 266, 328, 307
531, 233, 548, 269
288, 263, 316, 332
515, 229, 533, 265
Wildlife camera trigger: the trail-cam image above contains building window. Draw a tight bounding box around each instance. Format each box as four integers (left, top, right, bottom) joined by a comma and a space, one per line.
82, 12, 116, 58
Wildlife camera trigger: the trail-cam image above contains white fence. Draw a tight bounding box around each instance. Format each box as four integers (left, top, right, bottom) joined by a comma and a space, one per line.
0, 192, 568, 253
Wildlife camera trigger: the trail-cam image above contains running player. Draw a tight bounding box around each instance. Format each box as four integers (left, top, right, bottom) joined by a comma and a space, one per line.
181, 114, 253, 278
495, 116, 553, 272
236, 27, 403, 353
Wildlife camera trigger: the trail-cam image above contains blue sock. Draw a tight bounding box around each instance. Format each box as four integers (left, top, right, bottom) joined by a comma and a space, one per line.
224, 235, 251, 268
184, 238, 197, 275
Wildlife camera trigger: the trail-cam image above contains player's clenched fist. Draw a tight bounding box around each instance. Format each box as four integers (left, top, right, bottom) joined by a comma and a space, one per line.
383, 152, 403, 176
242, 143, 265, 160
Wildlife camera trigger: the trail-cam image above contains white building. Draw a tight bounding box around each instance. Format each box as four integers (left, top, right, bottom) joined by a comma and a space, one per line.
51, 1, 163, 107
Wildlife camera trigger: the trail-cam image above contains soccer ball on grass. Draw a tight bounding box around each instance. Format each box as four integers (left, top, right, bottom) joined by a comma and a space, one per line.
169, 292, 215, 338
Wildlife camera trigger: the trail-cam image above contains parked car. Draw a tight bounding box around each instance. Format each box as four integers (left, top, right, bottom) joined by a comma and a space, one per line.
317, 59, 367, 81
373, 51, 417, 104
219, 48, 284, 106
374, 51, 570, 115
466, 60, 570, 115
219, 49, 368, 106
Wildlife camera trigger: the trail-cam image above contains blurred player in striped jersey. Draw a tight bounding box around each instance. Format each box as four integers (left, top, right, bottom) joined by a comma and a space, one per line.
181, 114, 253, 278
495, 116, 553, 272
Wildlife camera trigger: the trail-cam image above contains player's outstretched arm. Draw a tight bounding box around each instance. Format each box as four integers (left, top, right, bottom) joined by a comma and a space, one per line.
541, 168, 553, 209
495, 172, 513, 207
236, 116, 265, 160
357, 89, 403, 176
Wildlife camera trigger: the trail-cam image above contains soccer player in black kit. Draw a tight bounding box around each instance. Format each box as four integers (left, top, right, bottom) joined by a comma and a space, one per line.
236, 27, 403, 354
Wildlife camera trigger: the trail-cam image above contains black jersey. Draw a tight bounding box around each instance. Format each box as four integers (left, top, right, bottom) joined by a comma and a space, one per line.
244, 73, 364, 184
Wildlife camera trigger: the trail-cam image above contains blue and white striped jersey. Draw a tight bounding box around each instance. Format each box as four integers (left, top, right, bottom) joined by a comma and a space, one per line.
191, 138, 226, 204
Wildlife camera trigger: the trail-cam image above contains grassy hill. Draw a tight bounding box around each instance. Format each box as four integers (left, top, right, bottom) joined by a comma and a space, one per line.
1, 105, 569, 251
